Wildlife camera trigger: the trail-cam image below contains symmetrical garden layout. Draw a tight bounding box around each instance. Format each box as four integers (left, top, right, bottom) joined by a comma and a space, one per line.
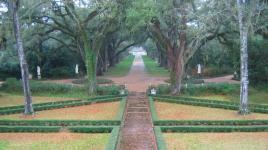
149, 95, 268, 150
0, 94, 267, 149
0, 95, 127, 150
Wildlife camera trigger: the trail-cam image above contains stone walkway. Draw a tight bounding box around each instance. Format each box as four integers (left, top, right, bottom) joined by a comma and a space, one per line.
113, 55, 158, 150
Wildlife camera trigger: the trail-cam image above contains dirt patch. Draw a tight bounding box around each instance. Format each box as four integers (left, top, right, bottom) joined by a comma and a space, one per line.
155, 102, 268, 120
0, 101, 120, 120
164, 132, 268, 150
204, 75, 239, 84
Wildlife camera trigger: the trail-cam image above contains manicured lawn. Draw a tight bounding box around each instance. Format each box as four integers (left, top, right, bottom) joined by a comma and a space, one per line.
104, 55, 135, 77
164, 132, 268, 150
0, 133, 109, 150
0, 93, 80, 107
155, 102, 268, 120
0, 101, 120, 120
142, 55, 169, 77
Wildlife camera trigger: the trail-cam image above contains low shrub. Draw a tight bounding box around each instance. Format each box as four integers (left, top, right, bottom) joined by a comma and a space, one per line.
0, 120, 120, 126
0, 126, 61, 133
97, 85, 121, 95
0, 78, 81, 94
160, 125, 268, 133
72, 78, 114, 85
68, 126, 114, 133
154, 120, 268, 126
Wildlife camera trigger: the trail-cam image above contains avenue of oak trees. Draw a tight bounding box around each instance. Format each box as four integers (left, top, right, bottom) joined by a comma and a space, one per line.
0, 0, 267, 115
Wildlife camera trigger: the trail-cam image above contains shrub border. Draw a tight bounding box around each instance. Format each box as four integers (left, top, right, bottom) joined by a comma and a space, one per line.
152, 96, 268, 114
160, 125, 268, 133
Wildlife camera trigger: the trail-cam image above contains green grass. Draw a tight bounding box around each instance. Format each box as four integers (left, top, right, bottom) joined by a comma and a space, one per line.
142, 55, 169, 77
164, 133, 268, 150
104, 55, 135, 77
0, 133, 109, 150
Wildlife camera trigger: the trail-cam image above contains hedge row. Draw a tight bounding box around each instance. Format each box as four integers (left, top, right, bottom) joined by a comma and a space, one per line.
0, 97, 123, 115
106, 126, 120, 150
154, 127, 167, 150
0, 126, 61, 132
0, 95, 126, 111
154, 120, 268, 126
152, 95, 268, 109
160, 125, 268, 133
68, 126, 114, 133
153, 97, 268, 114
0, 120, 120, 126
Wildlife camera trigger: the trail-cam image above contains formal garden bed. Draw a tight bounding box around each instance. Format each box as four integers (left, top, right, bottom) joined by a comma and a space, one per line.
149, 96, 268, 150
0, 95, 127, 150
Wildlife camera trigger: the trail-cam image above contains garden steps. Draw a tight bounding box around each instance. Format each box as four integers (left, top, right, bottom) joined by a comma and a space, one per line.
118, 92, 157, 150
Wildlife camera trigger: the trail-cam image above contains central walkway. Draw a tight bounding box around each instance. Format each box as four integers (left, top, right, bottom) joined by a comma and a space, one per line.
112, 55, 163, 150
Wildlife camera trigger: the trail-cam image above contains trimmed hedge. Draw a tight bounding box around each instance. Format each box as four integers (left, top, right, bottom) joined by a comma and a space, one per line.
160, 125, 268, 133
0, 126, 61, 132
152, 96, 268, 114
154, 120, 268, 126
153, 95, 268, 109
0, 120, 120, 126
106, 126, 120, 150
154, 127, 167, 150
0, 96, 125, 115
0, 95, 125, 111
68, 126, 114, 133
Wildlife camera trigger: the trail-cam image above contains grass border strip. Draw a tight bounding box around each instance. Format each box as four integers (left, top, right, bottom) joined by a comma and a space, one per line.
154, 127, 167, 150
106, 126, 120, 150
149, 96, 158, 121
116, 97, 127, 120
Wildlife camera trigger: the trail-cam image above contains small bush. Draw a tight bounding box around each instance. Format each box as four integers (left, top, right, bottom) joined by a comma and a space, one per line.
97, 85, 121, 95
72, 78, 113, 85
0, 78, 82, 94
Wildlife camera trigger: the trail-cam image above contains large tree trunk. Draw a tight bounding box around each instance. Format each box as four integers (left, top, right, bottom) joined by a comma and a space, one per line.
81, 32, 97, 95
170, 1, 187, 94
11, 0, 34, 114
237, 0, 249, 115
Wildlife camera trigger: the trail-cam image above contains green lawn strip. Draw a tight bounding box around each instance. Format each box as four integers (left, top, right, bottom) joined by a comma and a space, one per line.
104, 55, 135, 77
152, 96, 268, 114
149, 96, 158, 121
0, 120, 120, 126
116, 97, 127, 120
154, 120, 268, 126
160, 125, 268, 133
105, 126, 120, 150
154, 127, 167, 150
0, 96, 125, 115
142, 56, 169, 77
